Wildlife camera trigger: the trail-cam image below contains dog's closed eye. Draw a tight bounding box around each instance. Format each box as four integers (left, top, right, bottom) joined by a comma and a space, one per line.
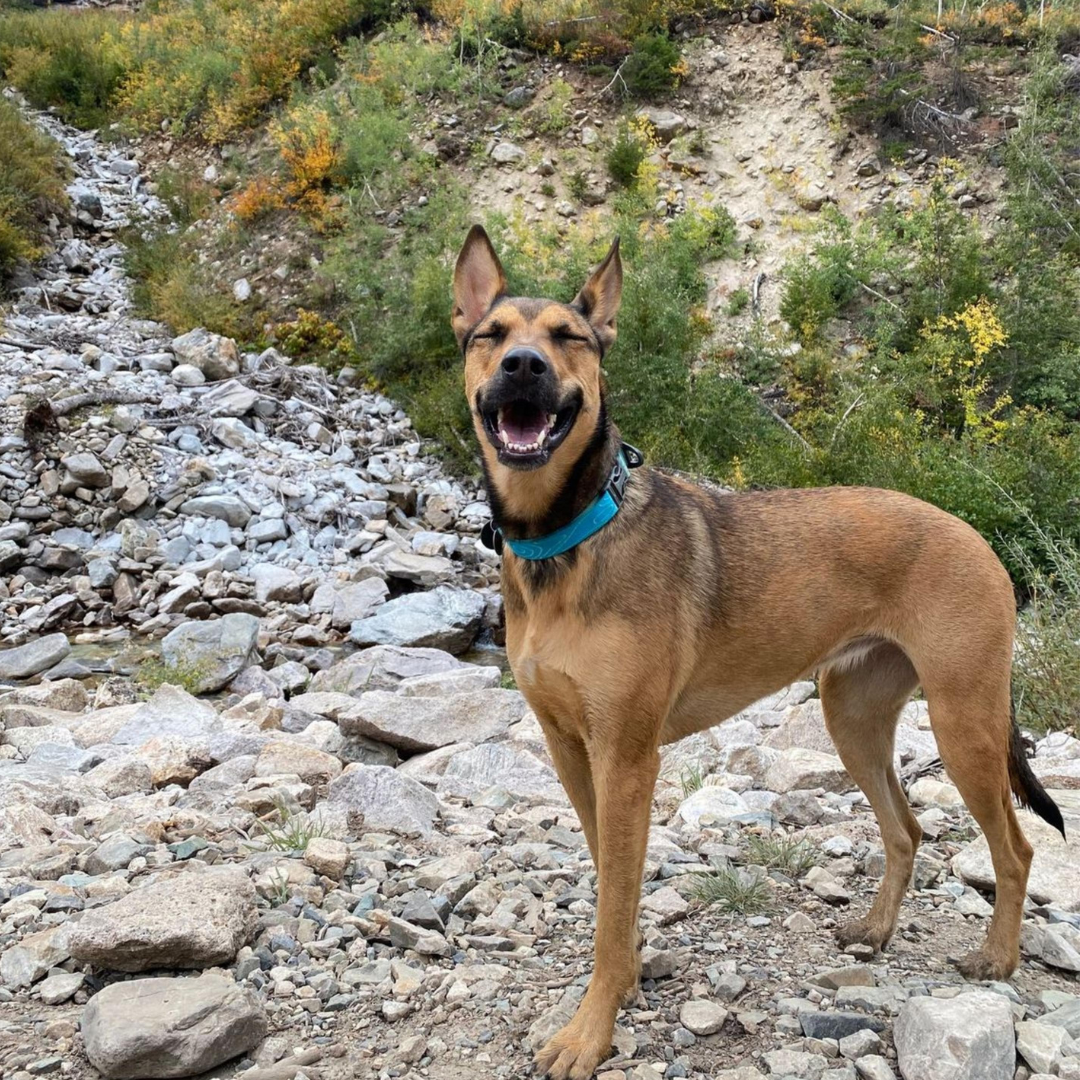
551, 325, 589, 343
473, 324, 505, 342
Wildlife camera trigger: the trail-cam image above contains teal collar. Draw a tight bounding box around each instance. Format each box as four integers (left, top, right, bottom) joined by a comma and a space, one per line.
482, 444, 643, 561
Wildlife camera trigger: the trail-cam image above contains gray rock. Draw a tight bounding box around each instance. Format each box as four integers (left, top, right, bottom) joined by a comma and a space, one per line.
397, 666, 502, 696
26, 742, 96, 771
67, 867, 257, 972
348, 586, 485, 653
504, 86, 535, 108
760, 1049, 827, 1079
308, 645, 468, 695
246, 518, 287, 544
634, 107, 687, 142
1015, 1019, 1068, 1074
171, 328, 240, 381
855, 1057, 896, 1080
953, 810, 1079, 908
81, 974, 266, 1079
86, 757, 154, 798
177, 495, 252, 527
112, 684, 220, 746
61, 452, 109, 487
0, 539, 22, 572
679, 999, 728, 1036
893, 990, 1015, 1080
85, 835, 150, 875
764, 747, 855, 794
160, 614, 261, 693
801, 1012, 885, 1041
676, 786, 750, 827
491, 141, 526, 164
339, 689, 525, 752
1023, 922, 1080, 972
1040, 998, 1080, 1038
0, 925, 71, 988
436, 743, 563, 802
325, 764, 439, 837
331, 578, 389, 630
0, 634, 71, 680
88, 557, 119, 588
251, 564, 300, 603
38, 971, 84, 1005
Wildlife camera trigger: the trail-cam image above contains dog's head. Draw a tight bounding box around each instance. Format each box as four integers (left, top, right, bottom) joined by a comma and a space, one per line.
453, 225, 622, 485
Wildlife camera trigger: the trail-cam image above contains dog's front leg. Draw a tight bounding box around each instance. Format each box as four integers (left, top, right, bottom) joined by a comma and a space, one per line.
535, 736, 659, 1080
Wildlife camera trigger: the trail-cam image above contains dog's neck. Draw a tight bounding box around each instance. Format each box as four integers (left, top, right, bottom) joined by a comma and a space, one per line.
482, 402, 622, 542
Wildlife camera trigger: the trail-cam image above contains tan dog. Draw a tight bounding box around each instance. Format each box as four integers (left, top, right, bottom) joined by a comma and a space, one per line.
452, 225, 1063, 1080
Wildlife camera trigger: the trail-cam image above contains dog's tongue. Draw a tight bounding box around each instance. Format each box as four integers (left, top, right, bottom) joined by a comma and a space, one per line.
500, 402, 547, 445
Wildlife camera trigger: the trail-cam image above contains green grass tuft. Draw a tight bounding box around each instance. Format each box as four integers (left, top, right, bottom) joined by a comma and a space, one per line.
691, 866, 774, 915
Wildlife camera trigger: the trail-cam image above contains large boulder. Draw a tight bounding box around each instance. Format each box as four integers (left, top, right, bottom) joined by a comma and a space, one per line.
330, 578, 389, 630
160, 614, 261, 693
1, 925, 72, 988
893, 990, 1015, 1080
764, 747, 855, 794
171, 328, 240, 381
308, 645, 468, 696
325, 764, 439, 837
81, 974, 266, 1079
348, 587, 485, 654
436, 743, 564, 802
67, 867, 257, 972
112, 684, 221, 746
953, 808, 1079, 908
338, 689, 526, 753
176, 495, 251, 527
0, 634, 71, 681
676, 786, 751, 828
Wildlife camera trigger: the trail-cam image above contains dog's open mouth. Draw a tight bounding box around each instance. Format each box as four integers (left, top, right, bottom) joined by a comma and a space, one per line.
481, 397, 579, 466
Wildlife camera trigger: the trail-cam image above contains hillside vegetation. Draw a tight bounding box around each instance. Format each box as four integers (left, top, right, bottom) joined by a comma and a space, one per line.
3, 0, 1080, 726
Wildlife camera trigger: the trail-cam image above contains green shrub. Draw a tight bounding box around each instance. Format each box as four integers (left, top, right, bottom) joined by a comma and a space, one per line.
621, 32, 684, 99
1007, 514, 1080, 733
0, 9, 128, 128
0, 97, 67, 283
607, 122, 647, 187
726, 288, 749, 316
780, 214, 860, 345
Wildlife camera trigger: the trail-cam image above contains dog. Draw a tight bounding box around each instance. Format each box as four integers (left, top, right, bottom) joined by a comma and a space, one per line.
452, 224, 1064, 1080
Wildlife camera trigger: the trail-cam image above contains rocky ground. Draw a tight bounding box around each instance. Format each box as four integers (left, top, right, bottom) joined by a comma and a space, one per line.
1, 82, 1080, 1080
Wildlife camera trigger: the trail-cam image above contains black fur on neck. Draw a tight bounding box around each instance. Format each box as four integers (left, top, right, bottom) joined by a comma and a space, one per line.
482, 398, 620, 544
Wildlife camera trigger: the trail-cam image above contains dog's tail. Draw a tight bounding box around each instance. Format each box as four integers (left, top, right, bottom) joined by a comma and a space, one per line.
1008, 691, 1065, 839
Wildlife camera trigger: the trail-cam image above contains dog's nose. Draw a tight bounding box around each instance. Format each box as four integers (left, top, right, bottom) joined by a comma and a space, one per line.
500, 347, 548, 383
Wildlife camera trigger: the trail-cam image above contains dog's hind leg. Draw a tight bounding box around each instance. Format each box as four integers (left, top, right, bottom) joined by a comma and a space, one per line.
923, 681, 1034, 980
820, 642, 921, 954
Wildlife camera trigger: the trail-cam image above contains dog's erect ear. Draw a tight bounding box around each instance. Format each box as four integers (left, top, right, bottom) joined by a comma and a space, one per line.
453, 225, 507, 348
572, 237, 622, 352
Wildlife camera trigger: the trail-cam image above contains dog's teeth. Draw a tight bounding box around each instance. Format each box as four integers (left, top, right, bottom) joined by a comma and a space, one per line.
537, 429, 547, 447
548, 413, 557, 429
498, 428, 509, 445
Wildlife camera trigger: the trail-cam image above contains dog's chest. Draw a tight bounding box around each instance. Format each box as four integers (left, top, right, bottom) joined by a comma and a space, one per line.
503, 597, 591, 737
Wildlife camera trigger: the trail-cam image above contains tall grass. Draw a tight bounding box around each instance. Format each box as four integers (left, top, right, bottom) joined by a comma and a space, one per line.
1008, 518, 1080, 733
0, 97, 68, 283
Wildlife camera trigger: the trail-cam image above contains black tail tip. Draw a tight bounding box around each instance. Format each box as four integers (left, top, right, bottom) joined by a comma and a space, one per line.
1010, 721, 1067, 839
1028, 785, 1067, 841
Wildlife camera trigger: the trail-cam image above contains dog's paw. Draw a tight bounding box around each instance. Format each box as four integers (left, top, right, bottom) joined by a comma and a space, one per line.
955, 947, 1017, 982
835, 916, 891, 952
534, 1021, 612, 1080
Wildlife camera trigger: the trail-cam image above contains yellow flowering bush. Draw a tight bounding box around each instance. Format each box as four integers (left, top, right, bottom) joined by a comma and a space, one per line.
920, 298, 1012, 441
